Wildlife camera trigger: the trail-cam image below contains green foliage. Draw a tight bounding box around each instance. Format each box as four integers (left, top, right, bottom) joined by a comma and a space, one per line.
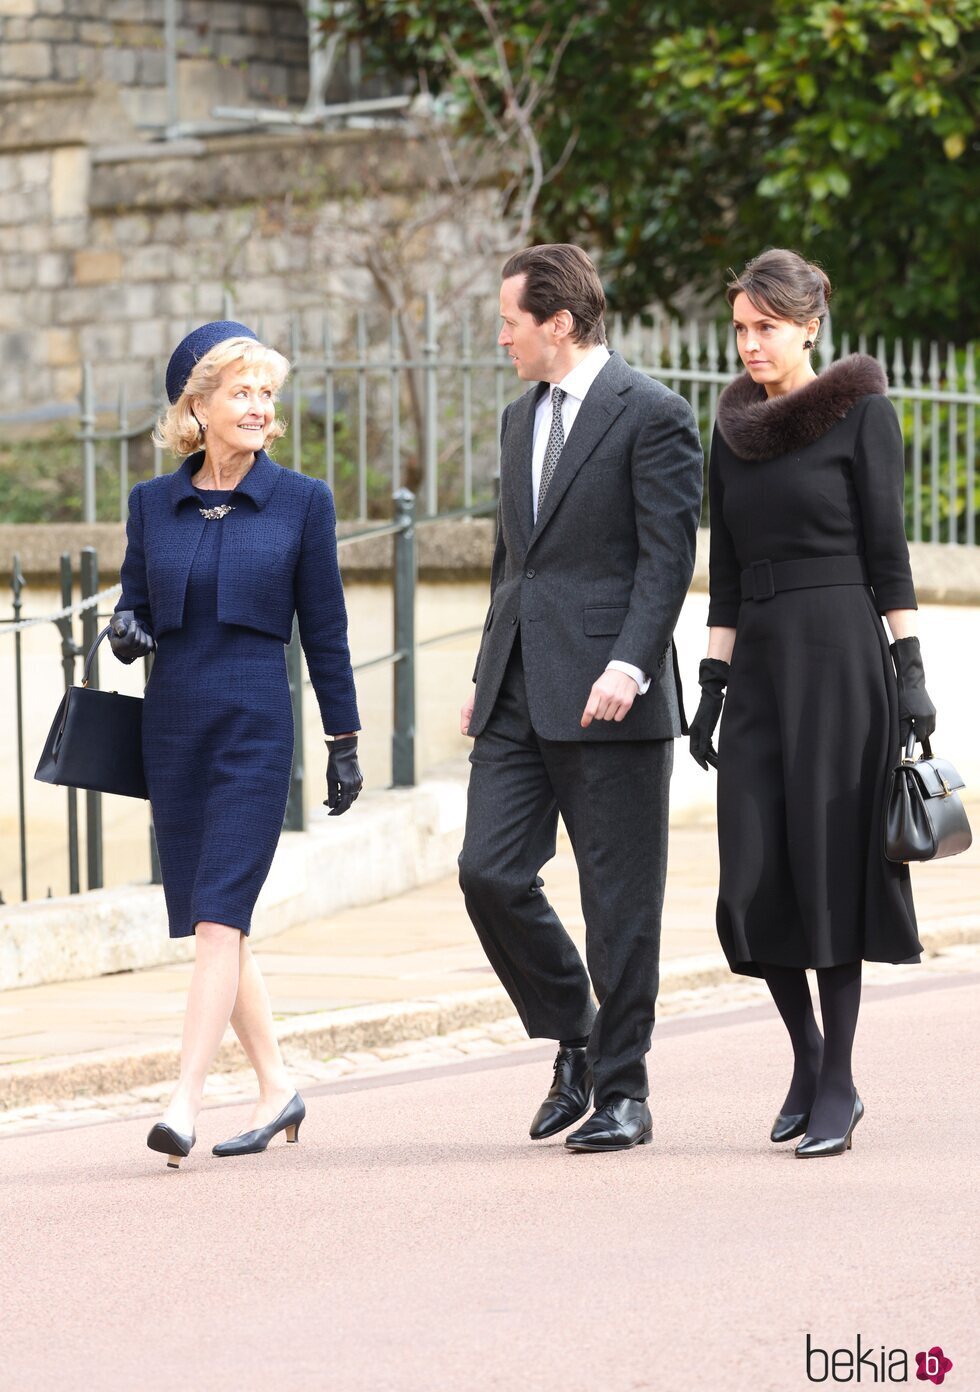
0, 429, 96, 523
289, 410, 393, 518
325, 0, 980, 339
0, 414, 393, 525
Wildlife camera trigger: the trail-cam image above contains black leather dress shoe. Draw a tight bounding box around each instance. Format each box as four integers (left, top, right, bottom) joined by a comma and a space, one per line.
212, 1092, 306, 1157
529, 1047, 592, 1140
770, 1110, 810, 1143
795, 1093, 864, 1158
565, 1097, 653, 1152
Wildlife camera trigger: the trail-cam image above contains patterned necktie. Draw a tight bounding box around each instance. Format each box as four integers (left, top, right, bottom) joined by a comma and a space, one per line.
536, 386, 566, 516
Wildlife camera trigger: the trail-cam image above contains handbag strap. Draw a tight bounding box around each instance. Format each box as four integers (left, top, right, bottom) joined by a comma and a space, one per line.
904, 732, 934, 762
82, 624, 113, 688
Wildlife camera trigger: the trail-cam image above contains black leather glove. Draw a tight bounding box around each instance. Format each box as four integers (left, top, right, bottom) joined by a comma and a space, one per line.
108, 609, 155, 664
324, 735, 363, 816
890, 636, 936, 743
688, 658, 730, 770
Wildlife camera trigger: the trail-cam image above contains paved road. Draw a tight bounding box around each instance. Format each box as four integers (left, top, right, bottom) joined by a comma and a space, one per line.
2, 972, 977, 1392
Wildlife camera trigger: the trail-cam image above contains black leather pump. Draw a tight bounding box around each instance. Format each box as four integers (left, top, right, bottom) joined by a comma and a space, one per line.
795, 1093, 864, 1158
146, 1122, 196, 1170
770, 1110, 810, 1143
212, 1092, 306, 1158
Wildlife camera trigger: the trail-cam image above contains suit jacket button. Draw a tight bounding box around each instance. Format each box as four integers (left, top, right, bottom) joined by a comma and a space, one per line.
525, 568, 535, 578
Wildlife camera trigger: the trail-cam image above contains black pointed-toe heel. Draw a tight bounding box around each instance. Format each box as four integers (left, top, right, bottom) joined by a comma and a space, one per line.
212, 1092, 306, 1158
147, 1122, 196, 1170
795, 1093, 864, 1158
770, 1111, 810, 1144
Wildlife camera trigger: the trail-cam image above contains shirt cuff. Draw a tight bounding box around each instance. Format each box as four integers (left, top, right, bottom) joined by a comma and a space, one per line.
606, 660, 650, 695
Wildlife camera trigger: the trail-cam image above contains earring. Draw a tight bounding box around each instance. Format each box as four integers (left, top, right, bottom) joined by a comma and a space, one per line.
803, 339, 814, 350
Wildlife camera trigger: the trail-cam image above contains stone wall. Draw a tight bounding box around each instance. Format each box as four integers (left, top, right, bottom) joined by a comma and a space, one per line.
0, 0, 312, 121
0, 124, 455, 411
0, 1, 424, 416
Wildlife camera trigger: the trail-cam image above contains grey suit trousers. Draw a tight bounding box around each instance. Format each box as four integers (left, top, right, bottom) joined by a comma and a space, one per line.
458, 636, 673, 1104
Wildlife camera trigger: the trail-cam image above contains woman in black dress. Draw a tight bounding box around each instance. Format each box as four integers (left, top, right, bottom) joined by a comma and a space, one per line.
111, 321, 363, 1168
689, 250, 937, 1157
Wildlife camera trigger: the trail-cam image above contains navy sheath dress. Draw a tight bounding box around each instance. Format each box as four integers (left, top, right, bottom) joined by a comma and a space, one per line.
116, 449, 360, 939
143, 488, 294, 938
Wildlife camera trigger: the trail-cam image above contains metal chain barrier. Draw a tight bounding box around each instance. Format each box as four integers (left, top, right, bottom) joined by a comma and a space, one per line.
0, 583, 122, 637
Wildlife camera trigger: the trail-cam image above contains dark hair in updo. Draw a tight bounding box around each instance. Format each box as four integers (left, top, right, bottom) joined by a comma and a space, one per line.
726, 248, 831, 338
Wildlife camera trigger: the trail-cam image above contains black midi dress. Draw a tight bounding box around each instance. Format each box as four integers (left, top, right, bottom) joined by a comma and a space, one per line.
707, 356, 922, 977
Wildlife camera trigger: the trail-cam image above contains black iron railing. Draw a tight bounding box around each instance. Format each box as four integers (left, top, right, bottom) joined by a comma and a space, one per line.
2, 490, 495, 905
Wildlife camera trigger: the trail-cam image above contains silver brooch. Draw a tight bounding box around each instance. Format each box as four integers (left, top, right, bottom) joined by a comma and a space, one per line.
198, 504, 235, 520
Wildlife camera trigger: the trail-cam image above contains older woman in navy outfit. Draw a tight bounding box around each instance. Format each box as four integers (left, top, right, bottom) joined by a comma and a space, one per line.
111, 321, 362, 1169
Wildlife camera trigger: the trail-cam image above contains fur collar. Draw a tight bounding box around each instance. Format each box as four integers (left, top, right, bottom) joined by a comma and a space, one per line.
715, 354, 887, 461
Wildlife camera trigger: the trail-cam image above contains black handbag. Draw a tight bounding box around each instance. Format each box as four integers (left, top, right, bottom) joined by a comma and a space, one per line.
35, 624, 148, 800
883, 733, 972, 863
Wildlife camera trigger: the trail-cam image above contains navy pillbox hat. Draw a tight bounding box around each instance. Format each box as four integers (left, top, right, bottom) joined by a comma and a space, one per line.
165, 320, 260, 403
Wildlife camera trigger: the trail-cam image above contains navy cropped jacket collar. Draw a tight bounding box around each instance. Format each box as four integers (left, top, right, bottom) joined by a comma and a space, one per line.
168, 448, 281, 512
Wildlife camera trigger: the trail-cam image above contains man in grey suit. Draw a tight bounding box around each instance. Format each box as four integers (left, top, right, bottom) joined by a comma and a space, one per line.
458, 244, 703, 1151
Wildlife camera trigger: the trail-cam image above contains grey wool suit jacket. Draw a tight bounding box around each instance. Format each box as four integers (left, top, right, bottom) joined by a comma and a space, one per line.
469, 352, 704, 743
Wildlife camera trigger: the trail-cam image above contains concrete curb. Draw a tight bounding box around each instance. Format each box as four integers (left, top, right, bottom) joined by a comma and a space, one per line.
2, 918, 976, 1113
0, 988, 517, 1111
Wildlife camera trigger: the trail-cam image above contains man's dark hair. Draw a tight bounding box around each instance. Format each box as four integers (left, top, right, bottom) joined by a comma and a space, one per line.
501, 244, 607, 347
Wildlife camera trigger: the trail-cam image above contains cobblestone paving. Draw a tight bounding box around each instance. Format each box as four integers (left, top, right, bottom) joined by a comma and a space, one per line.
1, 943, 976, 1139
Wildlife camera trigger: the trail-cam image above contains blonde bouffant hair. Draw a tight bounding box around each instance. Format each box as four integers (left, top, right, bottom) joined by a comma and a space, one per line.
153, 337, 291, 457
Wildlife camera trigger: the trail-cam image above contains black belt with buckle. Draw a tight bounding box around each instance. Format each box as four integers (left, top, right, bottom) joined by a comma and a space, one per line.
739, 555, 870, 602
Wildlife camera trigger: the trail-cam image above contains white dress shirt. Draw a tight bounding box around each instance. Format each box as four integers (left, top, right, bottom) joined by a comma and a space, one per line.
530, 345, 650, 695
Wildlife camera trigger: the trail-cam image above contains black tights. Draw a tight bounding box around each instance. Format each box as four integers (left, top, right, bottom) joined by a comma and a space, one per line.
763, 961, 862, 1137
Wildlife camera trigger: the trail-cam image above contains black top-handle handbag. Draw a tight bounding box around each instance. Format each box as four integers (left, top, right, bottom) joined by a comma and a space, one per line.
884, 733, 972, 863
35, 624, 148, 800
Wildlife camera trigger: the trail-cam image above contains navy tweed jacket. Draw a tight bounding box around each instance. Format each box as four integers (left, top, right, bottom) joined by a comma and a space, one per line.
117, 449, 360, 735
